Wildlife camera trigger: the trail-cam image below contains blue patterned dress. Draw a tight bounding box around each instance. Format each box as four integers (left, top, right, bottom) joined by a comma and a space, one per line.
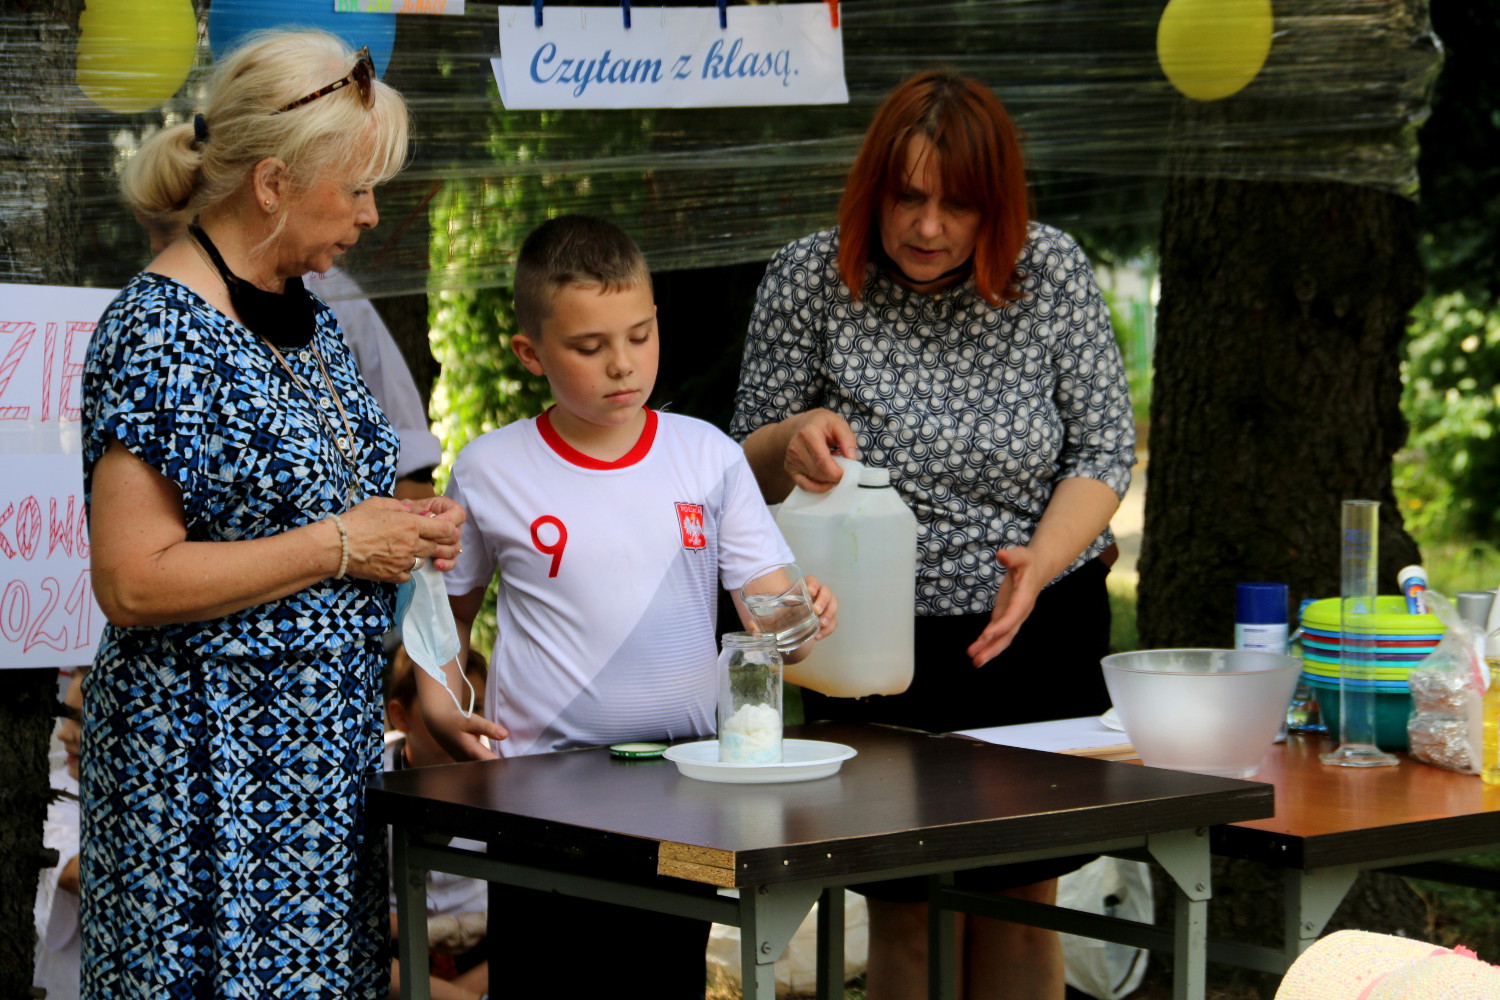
79, 272, 400, 999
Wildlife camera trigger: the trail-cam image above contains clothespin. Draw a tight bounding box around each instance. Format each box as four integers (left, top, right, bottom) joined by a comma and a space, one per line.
826, 0, 840, 28
533, 0, 544, 27
620, 0, 631, 29
717, 0, 727, 30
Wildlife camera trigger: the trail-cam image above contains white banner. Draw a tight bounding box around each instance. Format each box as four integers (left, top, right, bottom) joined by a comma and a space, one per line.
0, 283, 117, 668
494, 3, 847, 109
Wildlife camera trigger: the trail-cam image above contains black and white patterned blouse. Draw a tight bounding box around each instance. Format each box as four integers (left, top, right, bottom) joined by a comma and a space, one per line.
731, 224, 1135, 617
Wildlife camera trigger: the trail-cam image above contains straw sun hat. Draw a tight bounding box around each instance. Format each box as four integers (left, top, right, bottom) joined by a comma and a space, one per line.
1275, 930, 1500, 1000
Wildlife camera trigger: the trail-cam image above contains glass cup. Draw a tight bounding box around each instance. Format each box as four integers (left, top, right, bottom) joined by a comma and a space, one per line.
717, 632, 783, 763
739, 563, 819, 652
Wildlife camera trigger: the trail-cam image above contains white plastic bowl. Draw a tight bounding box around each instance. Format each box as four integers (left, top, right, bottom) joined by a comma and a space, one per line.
1101, 648, 1300, 779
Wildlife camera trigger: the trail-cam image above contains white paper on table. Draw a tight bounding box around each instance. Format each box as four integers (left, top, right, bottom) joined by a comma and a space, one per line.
957, 716, 1135, 758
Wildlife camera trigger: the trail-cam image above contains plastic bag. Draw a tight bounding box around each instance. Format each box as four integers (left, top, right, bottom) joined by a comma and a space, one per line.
1058, 857, 1154, 1000
705, 862, 1152, 1000
1407, 590, 1485, 774
705, 890, 868, 996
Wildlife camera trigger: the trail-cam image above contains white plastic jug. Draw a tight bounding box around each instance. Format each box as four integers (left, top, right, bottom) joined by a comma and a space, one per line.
774, 457, 917, 698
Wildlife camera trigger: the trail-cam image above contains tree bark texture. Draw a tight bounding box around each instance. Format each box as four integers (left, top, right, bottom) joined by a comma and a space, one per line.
360, 12, 444, 413
372, 293, 438, 409
1, 1, 85, 993
1139, 176, 1423, 649
0, 0, 84, 287
0, 670, 62, 995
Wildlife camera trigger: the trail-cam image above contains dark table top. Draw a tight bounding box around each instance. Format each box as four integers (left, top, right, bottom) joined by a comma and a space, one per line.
371, 722, 1273, 888
1214, 734, 1500, 870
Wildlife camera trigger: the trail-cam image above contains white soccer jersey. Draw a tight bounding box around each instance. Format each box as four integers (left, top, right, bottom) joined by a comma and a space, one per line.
444, 409, 794, 757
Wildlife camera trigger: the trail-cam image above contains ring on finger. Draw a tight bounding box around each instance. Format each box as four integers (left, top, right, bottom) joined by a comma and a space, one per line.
411, 555, 423, 572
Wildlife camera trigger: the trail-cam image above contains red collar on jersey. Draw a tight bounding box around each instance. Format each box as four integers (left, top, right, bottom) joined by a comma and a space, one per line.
537, 407, 658, 470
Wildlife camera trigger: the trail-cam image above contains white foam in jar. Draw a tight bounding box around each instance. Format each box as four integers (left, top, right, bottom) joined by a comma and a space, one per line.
718, 702, 782, 763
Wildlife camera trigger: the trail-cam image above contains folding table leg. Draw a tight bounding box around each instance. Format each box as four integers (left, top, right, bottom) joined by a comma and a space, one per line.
1147, 827, 1212, 1000
391, 826, 431, 1000
738, 882, 822, 1000
1282, 866, 1360, 968
816, 887, 846, 1000
927, 872, 959, 1000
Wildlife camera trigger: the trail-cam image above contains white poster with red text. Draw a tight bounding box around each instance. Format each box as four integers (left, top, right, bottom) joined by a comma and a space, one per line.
0, 283, 117, 668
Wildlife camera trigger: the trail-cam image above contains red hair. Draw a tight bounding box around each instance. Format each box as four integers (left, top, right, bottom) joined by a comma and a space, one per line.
838, 71, 1031, 306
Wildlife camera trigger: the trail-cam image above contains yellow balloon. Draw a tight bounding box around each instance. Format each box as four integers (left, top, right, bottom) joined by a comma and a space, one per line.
77, 0, 197, 115
1157, 0, 1274, 102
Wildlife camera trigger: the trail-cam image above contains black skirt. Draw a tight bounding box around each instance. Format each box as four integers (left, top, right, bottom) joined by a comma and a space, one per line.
801, 558, 1113, 899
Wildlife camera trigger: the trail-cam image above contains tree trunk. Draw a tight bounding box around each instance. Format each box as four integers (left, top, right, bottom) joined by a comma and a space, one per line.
1139, 158, 1428, 998
362, 13, 444, 411
0, 1, 84, 287
371, 293, 437, 408
0, 1, 85, 993
1139, 176, 1423, 648
0, 671, 61, 995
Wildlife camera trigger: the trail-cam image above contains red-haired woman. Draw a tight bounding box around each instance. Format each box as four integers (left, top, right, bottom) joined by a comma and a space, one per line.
731, 70, 1136, 1000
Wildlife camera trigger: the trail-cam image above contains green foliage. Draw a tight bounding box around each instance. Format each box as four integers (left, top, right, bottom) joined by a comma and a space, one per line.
1100, 281, 1154, 426
428, 283, 551, 480
427, 279, 547, 657
1107, 578, 1139, 655
1394, 1, 1500, 547
1397, 291, 1500, 540
1410, 855, 1500, 964
1411, 538, 1500, 596
1418, 2, 1500, 310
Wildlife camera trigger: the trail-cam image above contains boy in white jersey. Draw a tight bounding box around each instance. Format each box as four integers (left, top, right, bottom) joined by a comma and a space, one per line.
439, 215, 836, 1000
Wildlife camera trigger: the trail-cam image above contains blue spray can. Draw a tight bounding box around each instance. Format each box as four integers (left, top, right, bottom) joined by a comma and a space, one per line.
1398, 564, 1428, 615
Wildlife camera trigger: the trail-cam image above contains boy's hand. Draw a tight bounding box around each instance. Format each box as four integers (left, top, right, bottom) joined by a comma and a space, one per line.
415, 662, 507, 760
783, 575, 838, 664
439, 712, 507, 762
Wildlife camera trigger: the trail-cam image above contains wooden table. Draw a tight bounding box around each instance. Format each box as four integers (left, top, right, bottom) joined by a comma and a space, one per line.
370, 721, 1272, 1000
1204, 733, 1500, 973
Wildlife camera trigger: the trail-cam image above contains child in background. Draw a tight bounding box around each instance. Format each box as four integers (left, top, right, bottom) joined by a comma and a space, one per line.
385, 648, 490, 1000
436, 214, 837, 999
33, 666, 87, 1000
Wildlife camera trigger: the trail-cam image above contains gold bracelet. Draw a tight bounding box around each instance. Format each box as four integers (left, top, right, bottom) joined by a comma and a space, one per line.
327, 513, 349, 580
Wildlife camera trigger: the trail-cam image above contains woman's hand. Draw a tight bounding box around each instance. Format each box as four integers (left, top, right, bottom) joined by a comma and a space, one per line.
781, 409, 859, 494
967, 478, 1123, 667
339, 497, 464, 583
743, 408, 859, 501
966, 547, 1046, 667
405, 496, 466, 571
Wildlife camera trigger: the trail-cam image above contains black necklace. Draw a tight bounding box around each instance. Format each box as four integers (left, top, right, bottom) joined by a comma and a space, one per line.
874, 244, 974, 291
190, 223, 319, 348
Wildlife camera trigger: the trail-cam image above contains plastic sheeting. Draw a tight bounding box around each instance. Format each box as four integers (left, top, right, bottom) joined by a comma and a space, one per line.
0, 1, 1441, 297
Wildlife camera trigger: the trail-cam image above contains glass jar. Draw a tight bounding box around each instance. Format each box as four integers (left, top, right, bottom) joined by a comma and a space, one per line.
716, 631, 783, 763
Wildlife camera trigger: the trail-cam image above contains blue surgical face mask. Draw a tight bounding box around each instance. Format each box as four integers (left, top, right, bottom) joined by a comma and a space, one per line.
396, 564, 474, 717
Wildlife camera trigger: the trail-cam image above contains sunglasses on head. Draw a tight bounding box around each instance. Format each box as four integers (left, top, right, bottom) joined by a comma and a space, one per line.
272, 46, 375, 115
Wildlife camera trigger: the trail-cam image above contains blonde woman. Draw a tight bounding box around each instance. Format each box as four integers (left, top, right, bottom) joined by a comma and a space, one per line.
81, 30, 500, 998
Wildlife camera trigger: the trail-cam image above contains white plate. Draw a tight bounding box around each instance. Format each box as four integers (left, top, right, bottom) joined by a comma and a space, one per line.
663, 739, 857, 784
1100, 707, 1124, 732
